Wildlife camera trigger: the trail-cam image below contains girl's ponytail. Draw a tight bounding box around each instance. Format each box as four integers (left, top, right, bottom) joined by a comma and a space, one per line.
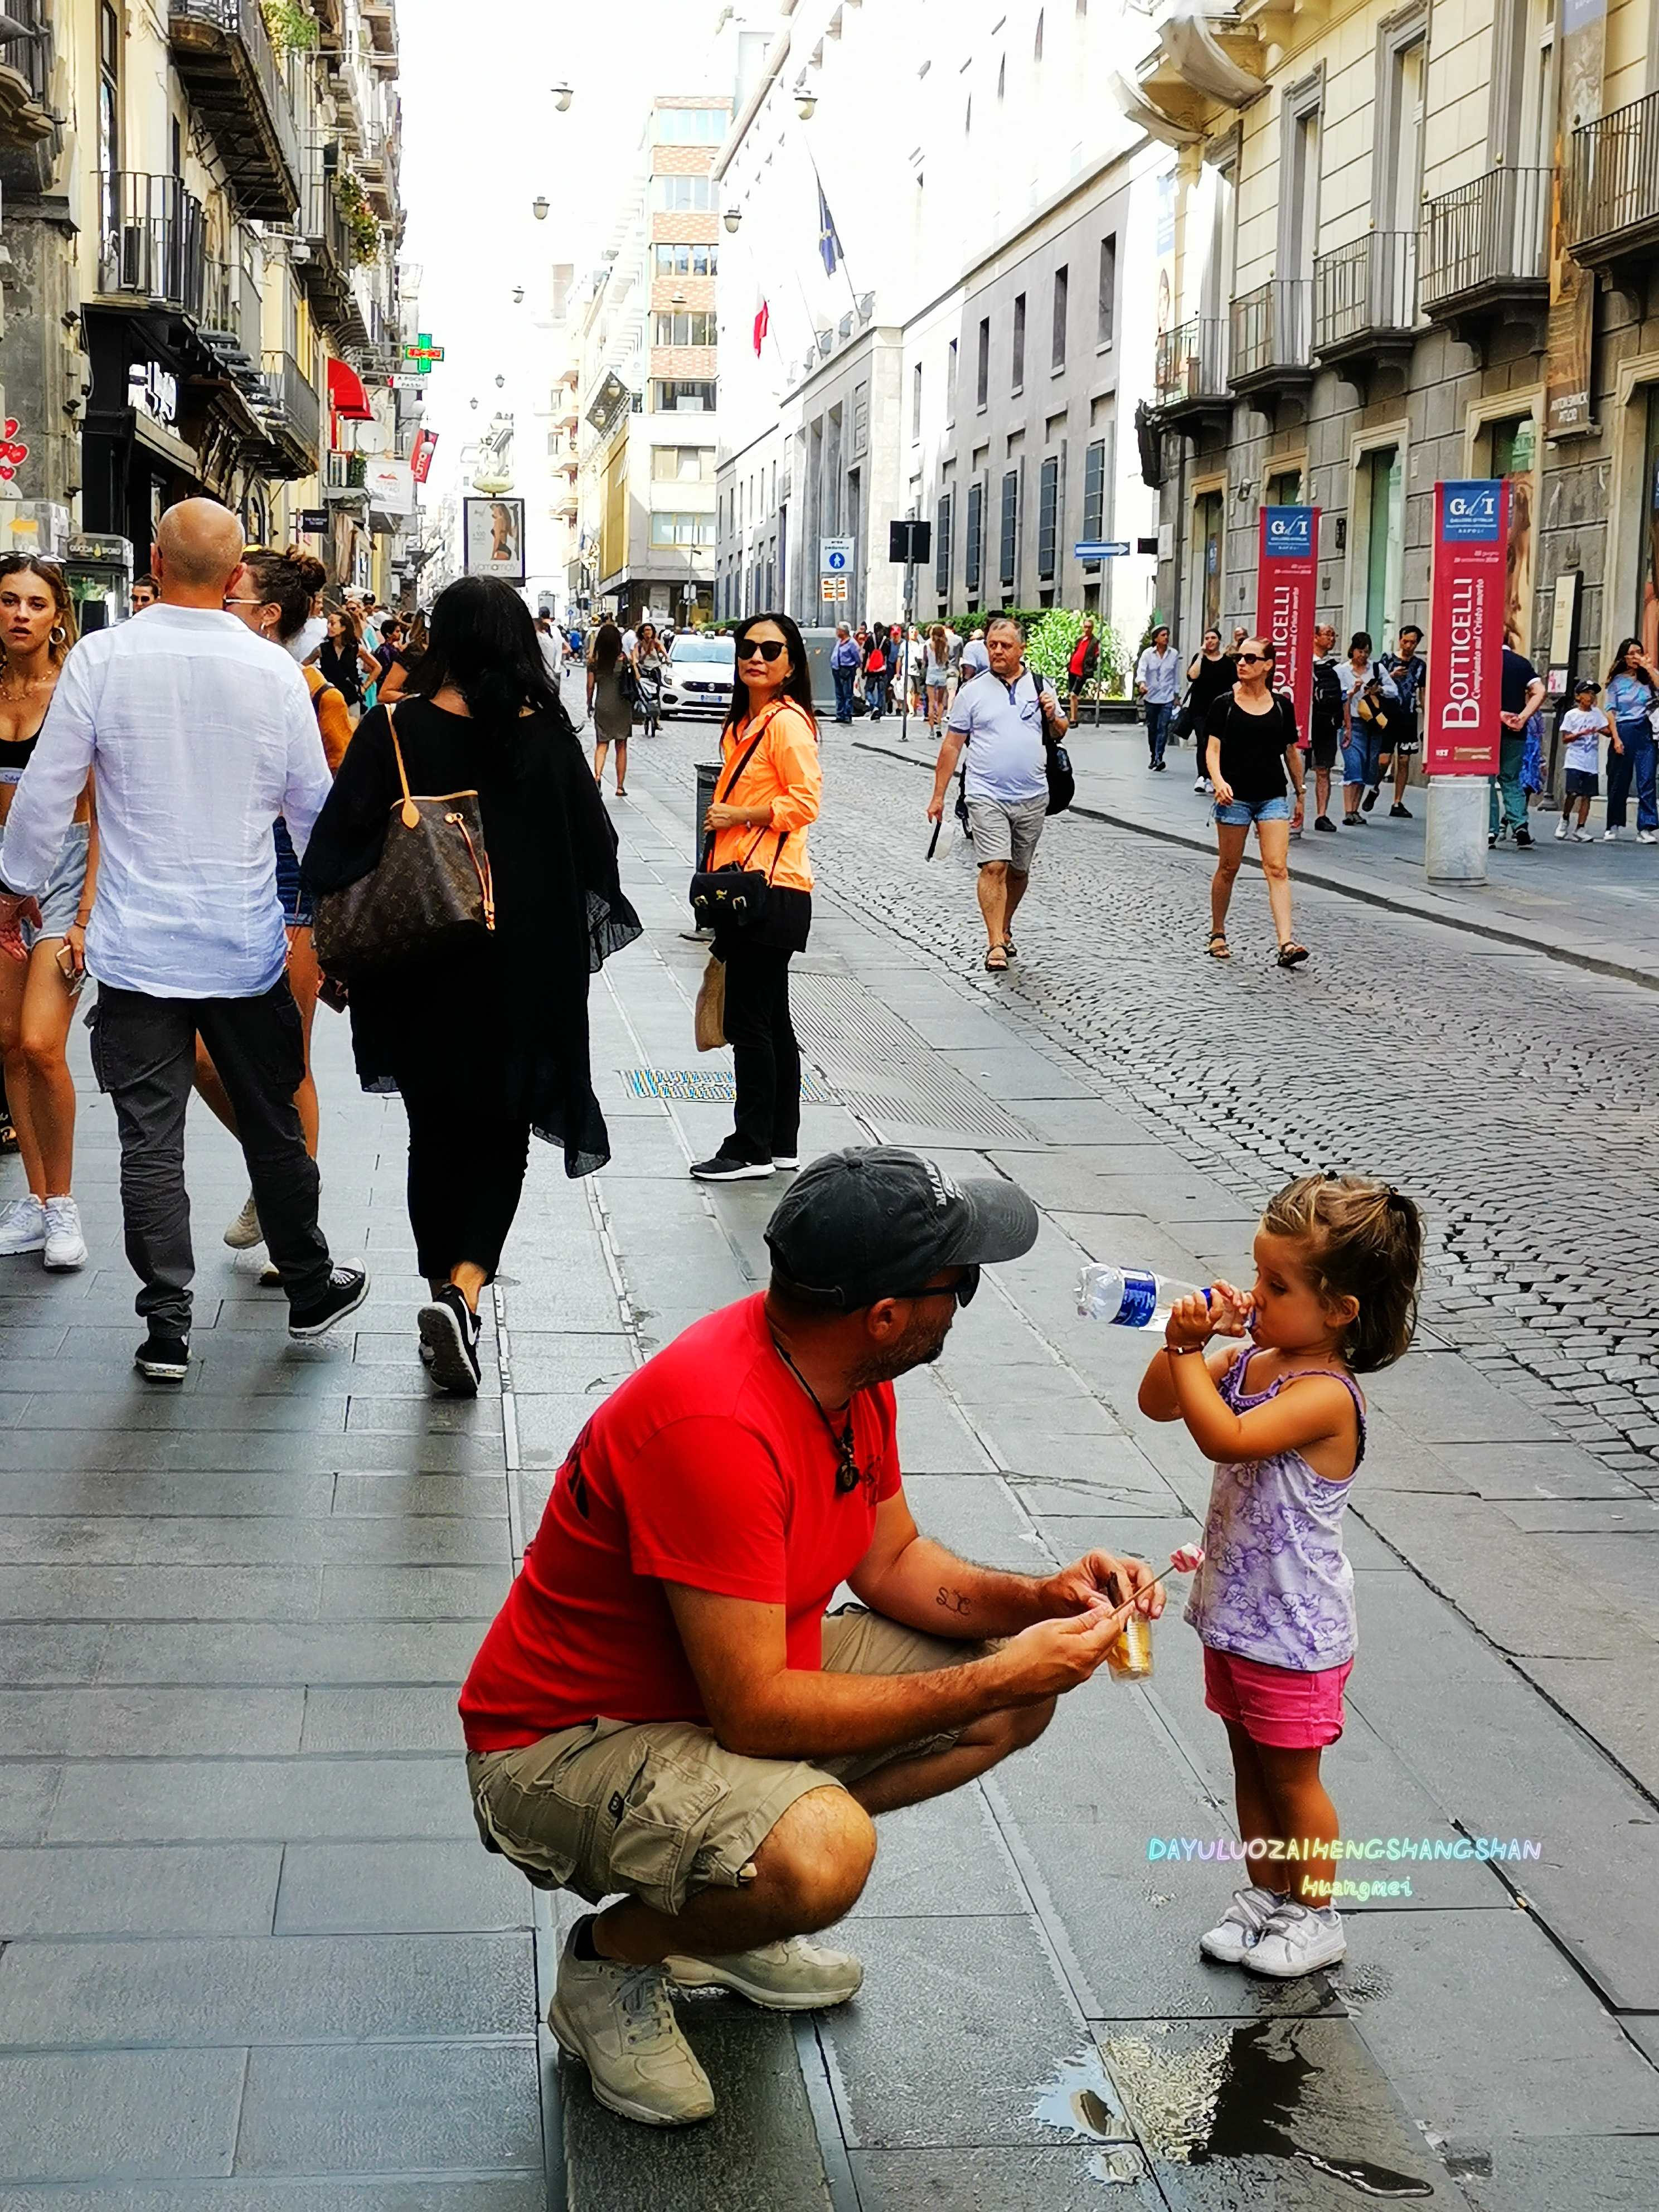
1263, 1173, 1424, 1373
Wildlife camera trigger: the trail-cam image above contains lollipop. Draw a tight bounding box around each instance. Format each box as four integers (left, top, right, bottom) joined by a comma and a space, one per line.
1170, 1543, 1206, 1574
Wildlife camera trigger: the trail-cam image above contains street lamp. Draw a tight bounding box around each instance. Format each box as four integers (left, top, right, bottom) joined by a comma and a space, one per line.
793, 76, 817, 119
723, 207, 741, 235
552, 82, 573, 111
512, 287, 525, 304
532, 196, 549, 221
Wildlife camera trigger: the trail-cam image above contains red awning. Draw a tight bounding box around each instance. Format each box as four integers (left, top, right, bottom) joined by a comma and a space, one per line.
327, 357, 375, 421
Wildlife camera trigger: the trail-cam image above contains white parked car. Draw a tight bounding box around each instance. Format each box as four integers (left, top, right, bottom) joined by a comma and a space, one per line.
661, 632, 735, 720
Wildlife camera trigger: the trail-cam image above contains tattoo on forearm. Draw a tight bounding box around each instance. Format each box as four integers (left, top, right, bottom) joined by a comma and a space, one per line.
936, 1586, 971, 1616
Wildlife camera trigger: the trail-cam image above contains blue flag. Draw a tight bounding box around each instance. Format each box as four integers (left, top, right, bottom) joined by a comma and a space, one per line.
817, 181, 843, 277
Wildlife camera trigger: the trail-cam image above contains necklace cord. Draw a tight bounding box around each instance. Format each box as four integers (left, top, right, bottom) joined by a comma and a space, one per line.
772, 1337, 865, 1496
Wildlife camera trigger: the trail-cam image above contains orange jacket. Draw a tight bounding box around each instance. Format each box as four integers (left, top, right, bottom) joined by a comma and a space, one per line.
709, 698, 820, 893
304, 664, 353, 774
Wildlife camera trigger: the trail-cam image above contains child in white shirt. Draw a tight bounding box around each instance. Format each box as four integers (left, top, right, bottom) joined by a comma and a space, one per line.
1557, 676, 1614, 842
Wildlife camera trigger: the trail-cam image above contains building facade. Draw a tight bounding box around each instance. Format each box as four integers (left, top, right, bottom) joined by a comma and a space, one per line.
1127, 0, 1659, 695
0, 0, 409, 610
568, 94, 730, 632
711, 0, 1166, 653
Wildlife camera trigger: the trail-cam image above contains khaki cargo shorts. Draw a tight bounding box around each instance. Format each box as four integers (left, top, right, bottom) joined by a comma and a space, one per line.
465, 1605, 988, 1919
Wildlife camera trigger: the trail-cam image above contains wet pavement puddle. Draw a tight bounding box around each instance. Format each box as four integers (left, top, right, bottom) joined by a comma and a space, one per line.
1034, 2021, 1440, 2198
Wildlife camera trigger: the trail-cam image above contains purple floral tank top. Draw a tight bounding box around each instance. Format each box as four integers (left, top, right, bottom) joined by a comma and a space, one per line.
1183, 1350, 1365, 1672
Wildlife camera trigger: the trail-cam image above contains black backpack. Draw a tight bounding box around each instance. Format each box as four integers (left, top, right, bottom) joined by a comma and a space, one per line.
1311, 657, 1343, 736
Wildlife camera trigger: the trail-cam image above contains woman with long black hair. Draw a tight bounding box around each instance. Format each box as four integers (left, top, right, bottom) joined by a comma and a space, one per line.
691, 610, 821, 1182
307, 605, 380, 724
302, 578, 642, 1392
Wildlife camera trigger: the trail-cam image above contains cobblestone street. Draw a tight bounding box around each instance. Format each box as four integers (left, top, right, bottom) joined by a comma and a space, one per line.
3, 697, 1658, 2209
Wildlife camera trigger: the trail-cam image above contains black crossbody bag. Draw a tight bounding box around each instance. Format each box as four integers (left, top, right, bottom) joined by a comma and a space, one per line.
688, 702, 788, 930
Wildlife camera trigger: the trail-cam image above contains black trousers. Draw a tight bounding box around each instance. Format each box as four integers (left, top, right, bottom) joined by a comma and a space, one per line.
716, 937, 801, 1165
406, 1099, 531, 1282
89, 979, 331, 1337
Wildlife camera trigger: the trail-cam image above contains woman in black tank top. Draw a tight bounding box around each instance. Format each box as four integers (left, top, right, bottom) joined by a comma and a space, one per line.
307, 608, 379, 722
1202, 637, 1308, 969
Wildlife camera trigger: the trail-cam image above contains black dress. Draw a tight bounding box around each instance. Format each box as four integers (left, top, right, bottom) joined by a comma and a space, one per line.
300, 697, 642, 1176
319, 636, 365, 706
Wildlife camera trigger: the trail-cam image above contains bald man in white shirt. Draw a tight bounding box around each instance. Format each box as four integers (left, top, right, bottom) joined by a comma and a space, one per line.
0, 499, 369, 1381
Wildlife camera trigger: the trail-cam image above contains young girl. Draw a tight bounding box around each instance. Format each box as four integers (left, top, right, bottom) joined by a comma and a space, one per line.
1138, 1173, 1423, 1978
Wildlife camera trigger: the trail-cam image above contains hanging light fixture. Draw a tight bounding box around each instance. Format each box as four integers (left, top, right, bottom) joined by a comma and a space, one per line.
552, 83, 574, 111
532, 196, 550, 221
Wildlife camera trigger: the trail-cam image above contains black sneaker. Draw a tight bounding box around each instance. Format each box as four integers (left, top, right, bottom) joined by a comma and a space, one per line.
1342, 812, 1364, 826
690, 1154, 774, 1182
1361, 785, 1380, 812
287, 1264, 370, 1340
1314, 815, 1337, 832
1514, 827, 1534, 848
418, 1285, 481, 1396
135, 1332, 190, 1384
1389, 803, 1412, 818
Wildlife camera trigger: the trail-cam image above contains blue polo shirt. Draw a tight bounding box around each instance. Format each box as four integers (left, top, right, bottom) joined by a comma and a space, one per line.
948, 666, 1056, 804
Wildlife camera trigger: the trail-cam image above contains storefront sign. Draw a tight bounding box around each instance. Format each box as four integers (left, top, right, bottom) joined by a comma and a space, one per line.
463, 495, 525, 583
1427, 479, 1509, 776
297, 508, 329, 535
1257, 504, 1318, 746
127, 361, 178, 426
410, 429, 437, 485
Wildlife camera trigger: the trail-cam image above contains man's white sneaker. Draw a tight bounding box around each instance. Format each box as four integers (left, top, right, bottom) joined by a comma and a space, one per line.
1641, 831, 1658, 845
548, 1926, 715, 2128
1240, 1899, 1346, 1978
223, 1192, 263, 1249
1198, 1883, 1284, 1965
666, 1935, 864, 2011
1555, 819, 1570, 839
0, 1194, 45, 1255
42, 1196, 87, 1270
1604, 827, 1620, 841
1574, 828, 1595, 842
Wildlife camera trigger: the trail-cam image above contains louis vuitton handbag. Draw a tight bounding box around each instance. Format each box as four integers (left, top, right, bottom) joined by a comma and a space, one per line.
312, 704, 497, 978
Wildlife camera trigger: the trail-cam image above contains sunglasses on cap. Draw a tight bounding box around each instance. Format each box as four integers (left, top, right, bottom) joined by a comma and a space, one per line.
737, 637, 787, 662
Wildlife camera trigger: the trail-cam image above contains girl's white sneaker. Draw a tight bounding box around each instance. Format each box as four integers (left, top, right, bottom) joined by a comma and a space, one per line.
1198, 1883, 1283, 1964
1240, 1899, 1346, 1978
0, 1194, 45, 1254
42, 1196, 86, 1270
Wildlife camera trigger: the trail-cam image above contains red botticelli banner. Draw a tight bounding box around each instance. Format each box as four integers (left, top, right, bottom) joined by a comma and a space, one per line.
1257, 505, 1318, 746
1426, 479, 1509, 776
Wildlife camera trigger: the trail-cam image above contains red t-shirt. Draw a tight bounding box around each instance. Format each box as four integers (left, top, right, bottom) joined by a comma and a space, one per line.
459, 1295, 903, 1752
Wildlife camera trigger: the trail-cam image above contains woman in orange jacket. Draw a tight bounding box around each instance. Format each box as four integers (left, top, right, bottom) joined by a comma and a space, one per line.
692, 611, 821, 1181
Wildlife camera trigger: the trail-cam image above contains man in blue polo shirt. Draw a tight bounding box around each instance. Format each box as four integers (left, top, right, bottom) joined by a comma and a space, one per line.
926, 613, 1060, 971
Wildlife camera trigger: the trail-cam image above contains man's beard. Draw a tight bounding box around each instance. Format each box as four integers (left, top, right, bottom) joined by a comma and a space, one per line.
848, 1309, 953, 1392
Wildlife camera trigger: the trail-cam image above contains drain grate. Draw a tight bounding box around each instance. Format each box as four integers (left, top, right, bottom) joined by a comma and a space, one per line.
624, 1067, 836, 1104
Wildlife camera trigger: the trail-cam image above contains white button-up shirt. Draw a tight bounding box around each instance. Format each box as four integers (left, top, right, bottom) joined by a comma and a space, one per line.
0, 605, 332, 1000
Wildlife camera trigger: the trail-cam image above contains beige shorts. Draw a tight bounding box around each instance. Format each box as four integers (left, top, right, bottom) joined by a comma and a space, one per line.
966, 792, 1047, 874
465, 1605, 987, 1918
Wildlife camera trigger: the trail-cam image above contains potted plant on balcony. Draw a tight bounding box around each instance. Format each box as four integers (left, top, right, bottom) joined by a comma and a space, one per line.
346, 451, 367, 488
260, 1, 318, 56
335, 171, 381, 266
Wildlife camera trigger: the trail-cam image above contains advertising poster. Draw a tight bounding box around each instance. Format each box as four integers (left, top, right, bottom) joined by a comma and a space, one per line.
1542, 0, 1606, 440
1425, 479, 1510, 776
463, 496, 525, 583
1257, 504, 1318, 746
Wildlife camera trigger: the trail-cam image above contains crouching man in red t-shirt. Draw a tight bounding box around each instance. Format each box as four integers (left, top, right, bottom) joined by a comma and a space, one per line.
460, 1147, 1162, 2127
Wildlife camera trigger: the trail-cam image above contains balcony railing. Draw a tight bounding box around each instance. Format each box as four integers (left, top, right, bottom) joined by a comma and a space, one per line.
1153, 316, 1229, 419
1313, 231, 1418, 359
0, 0, 54, 143
1422, 167, 1550, 312
260, 349, 321, 469
1567, 90, 1659, 266
324, 450, 368, 498
168, 0, 302, 221
201, 255, 263, 357
1229, 278, 1312, 391
98, 173, 207, 316
298, 167, 368, 341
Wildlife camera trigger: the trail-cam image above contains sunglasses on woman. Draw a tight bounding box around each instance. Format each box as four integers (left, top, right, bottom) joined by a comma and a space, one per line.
737, 638, 787, 662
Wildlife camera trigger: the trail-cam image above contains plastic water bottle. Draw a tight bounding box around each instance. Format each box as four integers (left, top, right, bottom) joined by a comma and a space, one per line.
1075, 1264, 1210, 1328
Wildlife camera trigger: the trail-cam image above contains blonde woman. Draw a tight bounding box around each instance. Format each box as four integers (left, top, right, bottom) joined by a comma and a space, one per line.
925, 624, 954, 729
0, 557, 95, 1268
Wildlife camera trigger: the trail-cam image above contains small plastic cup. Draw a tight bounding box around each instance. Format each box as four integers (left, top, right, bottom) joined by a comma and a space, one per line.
1105, 1613, 1153, 1681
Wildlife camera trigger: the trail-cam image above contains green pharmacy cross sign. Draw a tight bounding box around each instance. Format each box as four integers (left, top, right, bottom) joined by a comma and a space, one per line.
403, 333, 444, 375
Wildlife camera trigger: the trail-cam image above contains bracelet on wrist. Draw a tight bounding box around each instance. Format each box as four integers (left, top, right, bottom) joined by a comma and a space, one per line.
1167, 1341, 1206, 1356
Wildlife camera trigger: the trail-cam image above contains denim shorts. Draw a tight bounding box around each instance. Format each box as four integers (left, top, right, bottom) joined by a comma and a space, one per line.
0, 819, 90, 948
1214, 794, 1291, 827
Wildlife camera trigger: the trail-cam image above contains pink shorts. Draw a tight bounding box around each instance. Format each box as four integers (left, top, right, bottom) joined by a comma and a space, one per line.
1204, 1646, 1353, 1749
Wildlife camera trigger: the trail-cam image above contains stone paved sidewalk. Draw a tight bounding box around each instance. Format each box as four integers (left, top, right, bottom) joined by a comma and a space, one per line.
2, 697, 1657, 2209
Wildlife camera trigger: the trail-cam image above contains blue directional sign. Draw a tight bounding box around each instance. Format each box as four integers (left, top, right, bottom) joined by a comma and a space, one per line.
1074, 540, 1132, 559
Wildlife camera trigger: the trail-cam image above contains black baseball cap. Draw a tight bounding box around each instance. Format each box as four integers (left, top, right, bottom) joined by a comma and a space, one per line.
1571, 673, 1600, 694
765, 1147, 1039, 1310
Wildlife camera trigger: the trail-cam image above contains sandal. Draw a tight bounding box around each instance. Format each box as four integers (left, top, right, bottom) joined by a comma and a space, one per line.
1001, 935, 1016, 958
984, 944, 1009, 972
1277, 942, 1310, 968
1206, 932, 1230, 959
